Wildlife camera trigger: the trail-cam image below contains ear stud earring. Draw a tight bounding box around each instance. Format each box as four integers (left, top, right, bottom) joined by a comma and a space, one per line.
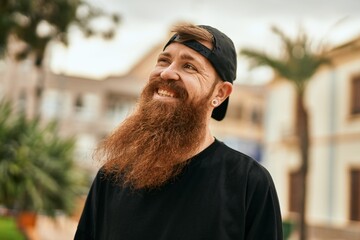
211, 99, 219, 107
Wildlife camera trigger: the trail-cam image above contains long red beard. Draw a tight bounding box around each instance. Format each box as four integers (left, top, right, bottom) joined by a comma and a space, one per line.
96, 79, 215, 189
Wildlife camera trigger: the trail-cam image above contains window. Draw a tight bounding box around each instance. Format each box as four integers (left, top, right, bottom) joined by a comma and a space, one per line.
250, 107, 263, 126
349, 168, 360, 221
351, 76, 360, 115
105, 93, 134, 123
75, 94, 84, 112
41, 89, 61, 119
74, 93, 100, 120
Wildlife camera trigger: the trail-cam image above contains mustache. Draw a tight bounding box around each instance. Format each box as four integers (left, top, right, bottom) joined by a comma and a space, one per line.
145, 79, 189, 100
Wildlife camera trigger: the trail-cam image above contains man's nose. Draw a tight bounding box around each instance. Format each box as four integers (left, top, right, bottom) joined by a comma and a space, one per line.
160, 64, 180, 81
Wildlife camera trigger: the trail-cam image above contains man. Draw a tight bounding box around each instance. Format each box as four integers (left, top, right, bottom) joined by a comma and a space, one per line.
75, 24, 283, 240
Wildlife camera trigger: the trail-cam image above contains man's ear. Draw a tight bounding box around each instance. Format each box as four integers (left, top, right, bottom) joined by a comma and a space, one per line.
215, 82, 233, 104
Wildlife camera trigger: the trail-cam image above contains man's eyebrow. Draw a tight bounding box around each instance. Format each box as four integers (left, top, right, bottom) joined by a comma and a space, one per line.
158, 52, 171, 58
159, 52, 197, 62
179, 53, 196, 62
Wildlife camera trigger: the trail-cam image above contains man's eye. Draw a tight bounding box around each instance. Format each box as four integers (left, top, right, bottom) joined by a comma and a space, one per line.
157, 58, 170, 65
158, 58, 167, 62
184, 63, 197, 71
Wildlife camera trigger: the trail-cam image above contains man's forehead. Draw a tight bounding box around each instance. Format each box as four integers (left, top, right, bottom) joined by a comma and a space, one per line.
161, 42, 211, 64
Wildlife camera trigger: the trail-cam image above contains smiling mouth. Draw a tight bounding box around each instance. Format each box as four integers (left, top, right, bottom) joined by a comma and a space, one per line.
157, 88, 176, 98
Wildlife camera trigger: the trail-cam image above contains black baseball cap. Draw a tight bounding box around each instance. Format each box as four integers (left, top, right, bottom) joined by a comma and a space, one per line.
163, 25, 237, 121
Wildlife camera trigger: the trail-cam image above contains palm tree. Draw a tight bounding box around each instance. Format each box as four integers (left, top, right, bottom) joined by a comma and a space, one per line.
240, 26, 330, 240
0, 100, 89, 236
0, 0, 120, 117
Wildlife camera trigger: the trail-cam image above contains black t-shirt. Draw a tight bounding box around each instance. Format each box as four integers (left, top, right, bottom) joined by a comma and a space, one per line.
75, 139, 283, 240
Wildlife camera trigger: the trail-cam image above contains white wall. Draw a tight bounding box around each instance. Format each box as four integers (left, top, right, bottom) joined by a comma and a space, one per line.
264, 57, 360, 226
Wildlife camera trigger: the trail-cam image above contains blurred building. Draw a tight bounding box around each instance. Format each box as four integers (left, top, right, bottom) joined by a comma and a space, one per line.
0, 41, 266, 174
4, 31, 360, 240
211, 84, 265, 162
264, 36, 360, 238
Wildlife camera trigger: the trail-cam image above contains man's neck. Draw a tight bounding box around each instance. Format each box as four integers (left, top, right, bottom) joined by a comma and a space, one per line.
193, 128, 215, 158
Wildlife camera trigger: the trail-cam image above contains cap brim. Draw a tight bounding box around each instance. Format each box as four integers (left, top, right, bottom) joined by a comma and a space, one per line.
211, 97, 229, 121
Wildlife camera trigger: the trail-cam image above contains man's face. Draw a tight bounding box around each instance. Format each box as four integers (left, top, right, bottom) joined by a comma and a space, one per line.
97, 41, 222, 189
148, 41, 218, 110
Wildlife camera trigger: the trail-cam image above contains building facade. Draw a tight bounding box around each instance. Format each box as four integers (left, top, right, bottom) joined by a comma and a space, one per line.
0, 42, 266, 174
263, 37, 360, 238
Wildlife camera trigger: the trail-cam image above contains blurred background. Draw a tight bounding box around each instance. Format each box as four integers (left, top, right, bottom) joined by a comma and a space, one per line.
0, 0, 360, 239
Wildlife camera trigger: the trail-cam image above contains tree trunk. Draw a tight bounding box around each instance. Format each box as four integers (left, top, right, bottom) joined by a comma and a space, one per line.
296, 91, 310, 240
33, 66, 44, 119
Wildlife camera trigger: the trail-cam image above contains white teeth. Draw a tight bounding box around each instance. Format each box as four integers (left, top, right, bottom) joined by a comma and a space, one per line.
158, 89, 175, 98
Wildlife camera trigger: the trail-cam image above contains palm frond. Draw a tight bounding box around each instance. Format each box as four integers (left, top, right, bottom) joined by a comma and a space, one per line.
0, 101, 90, 216
240, 25, 331, 92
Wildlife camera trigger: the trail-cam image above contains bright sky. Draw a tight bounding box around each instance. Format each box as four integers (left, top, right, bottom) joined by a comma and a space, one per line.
50, 0, 360, 84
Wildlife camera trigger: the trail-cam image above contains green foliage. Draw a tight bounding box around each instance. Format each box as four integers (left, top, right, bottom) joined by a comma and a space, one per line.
0, 216, 25, 240
282, 219, 295, 240
0, 0, 120, 66
240, 26, 331, 93
0, 100, 90, 216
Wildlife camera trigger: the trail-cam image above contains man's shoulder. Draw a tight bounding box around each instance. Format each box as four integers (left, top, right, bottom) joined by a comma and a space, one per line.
214, 140, 272, 181
214, 140, 258, 166
92, 167, 119, 189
